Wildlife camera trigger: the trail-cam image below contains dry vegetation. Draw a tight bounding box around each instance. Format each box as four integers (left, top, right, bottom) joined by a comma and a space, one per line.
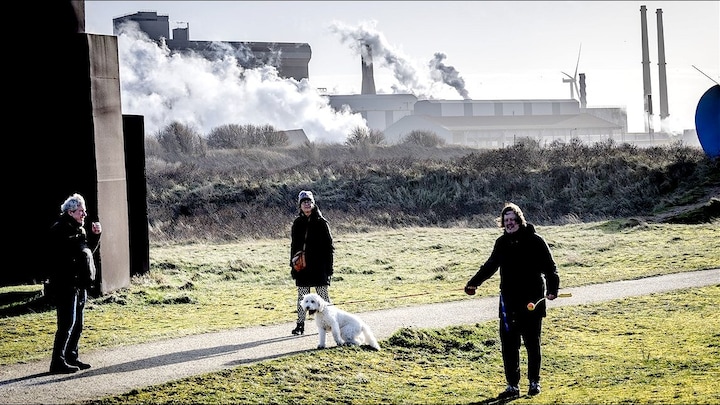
145, 136, 720, 243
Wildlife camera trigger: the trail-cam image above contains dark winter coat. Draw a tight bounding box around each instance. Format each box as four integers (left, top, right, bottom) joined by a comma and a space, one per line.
290, 208, 334, 287
467, 223, 559, 318
46, 213, 99, 290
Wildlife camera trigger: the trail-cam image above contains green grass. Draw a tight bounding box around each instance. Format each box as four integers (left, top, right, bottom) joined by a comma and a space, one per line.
2, 220, 719, 404
87, 285, 720, 405
2, 221, 718, 367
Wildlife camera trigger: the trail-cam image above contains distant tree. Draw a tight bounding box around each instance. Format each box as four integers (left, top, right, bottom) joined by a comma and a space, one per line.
248, 124, 279, 147
402, 130, 445, 147
155, 121, 206, 156
206, 123, 281, 148
144, 136, 163, 156
264, 130, 289, 147
207, 124, 246, 149
345, 126, 385, 146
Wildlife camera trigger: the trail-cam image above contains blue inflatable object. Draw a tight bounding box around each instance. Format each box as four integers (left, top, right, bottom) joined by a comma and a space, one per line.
695, 84, 720, 158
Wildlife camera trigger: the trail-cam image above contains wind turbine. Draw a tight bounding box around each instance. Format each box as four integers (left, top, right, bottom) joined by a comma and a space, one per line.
562, 44, 582, 99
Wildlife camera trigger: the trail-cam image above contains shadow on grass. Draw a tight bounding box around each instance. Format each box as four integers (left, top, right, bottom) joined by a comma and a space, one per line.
0, 290, 54, 317
469, 394, 529, 404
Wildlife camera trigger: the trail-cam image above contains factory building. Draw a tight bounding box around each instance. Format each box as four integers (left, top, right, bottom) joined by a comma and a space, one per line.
112, 11, 311, 81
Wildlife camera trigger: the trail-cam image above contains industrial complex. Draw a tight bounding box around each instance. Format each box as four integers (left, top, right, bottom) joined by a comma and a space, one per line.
114, 9, 698, 148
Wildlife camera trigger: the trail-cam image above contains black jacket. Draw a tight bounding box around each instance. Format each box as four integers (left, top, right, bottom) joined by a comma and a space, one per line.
46, 213, 99, 290
467, 223, 559, 318
290, 209, 334, 287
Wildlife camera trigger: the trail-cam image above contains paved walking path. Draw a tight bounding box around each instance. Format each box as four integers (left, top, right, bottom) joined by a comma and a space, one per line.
1, 268, 718, 405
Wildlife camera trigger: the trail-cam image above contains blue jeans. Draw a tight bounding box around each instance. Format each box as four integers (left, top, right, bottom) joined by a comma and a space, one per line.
51, 287, 87, 364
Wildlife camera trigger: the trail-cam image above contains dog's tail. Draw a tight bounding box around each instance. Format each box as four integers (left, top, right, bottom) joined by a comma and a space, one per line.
362, 324, 381, 351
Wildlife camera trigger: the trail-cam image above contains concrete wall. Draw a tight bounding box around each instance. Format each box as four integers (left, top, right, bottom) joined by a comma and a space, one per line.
85, 34, 131, 293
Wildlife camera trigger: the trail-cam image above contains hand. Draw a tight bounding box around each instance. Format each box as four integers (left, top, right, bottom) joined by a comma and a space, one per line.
91, 222, 102, 234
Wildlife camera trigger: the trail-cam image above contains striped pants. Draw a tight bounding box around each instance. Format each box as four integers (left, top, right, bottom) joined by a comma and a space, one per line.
295, 285, 330, 323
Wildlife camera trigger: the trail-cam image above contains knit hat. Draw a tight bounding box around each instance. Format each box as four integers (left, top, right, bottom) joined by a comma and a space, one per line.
298, 190, 315, 206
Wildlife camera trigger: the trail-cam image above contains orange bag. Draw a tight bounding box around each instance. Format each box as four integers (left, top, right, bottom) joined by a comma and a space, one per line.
292, 251, 306, 272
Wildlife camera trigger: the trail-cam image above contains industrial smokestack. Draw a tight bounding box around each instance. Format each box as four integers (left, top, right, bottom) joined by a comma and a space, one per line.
640, 5, 654, 133
579, 73, 587, 108
361, 43, 376, 95
656, 8, 669, 120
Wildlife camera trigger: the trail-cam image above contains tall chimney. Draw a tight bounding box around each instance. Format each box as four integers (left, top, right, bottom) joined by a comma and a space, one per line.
361, 43, 376, 95
656, 8, 669, 120
579, 73, 587, 108
640, 5, 654, 133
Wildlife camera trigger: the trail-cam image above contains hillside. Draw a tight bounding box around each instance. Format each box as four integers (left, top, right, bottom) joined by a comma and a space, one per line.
145, 139, 720, 243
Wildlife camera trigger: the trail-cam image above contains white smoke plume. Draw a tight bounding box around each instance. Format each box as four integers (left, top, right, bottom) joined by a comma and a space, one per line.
328, 20, 470, 99
428, 52, 470, 99
115, 22, 366, 143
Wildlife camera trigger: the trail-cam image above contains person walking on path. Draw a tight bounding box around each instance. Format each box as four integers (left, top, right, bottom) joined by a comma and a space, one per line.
465, 202, 560, 398
289, 190, 335, 336
46, 193, 102, 374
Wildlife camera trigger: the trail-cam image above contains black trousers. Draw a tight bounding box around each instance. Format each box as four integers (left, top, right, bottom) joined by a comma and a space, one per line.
499, 313, 543, 386
51, 287, 87, 365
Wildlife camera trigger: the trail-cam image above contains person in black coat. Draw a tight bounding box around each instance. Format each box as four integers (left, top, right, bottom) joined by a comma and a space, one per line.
465, 202, 560, 398
46, 193, 102, 374
289, 190, 334, 335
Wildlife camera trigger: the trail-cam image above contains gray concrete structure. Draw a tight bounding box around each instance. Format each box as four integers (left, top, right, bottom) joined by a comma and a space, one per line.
85, 33, 132, 293
384, 113, 624, 147
327, 94, 417, 132
113, 11, 312, 81
328, 94, 626, 147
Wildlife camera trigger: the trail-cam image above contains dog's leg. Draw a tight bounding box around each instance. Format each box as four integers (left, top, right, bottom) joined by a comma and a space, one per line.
330, 320, 345, 346
317, 326, 327, 349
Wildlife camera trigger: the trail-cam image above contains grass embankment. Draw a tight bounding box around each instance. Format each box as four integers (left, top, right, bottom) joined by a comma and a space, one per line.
2, 219, 718, 404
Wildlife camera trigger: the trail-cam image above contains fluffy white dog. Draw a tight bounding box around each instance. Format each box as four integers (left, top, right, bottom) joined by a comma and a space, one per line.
300, 293, 381, 351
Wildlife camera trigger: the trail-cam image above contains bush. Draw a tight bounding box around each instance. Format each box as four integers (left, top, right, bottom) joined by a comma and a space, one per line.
206, 123, 281, 149
402, 130, 445, 147
154, 122, 207, 157
345, 126, 385, 146
144, 141, 718, 243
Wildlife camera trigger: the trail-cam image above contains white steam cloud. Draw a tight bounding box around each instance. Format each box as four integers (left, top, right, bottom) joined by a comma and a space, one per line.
115, 19, 472, 141
115, 22, 366, 142
328, 20, 470, 99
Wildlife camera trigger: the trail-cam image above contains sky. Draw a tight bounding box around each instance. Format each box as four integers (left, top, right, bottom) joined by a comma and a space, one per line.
84, 1, 719, 142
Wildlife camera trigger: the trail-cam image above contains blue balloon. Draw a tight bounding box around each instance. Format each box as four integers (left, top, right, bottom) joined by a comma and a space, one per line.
695, 84, 720, 158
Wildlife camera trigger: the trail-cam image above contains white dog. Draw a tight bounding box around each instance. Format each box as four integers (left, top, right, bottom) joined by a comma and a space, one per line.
300, 293, 381, 351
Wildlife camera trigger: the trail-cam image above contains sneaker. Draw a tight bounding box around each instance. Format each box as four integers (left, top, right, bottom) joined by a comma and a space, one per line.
497, 385, 520, 399
49, 361, 79, 374
67, 359, 92, 370
528, 381, 541, 396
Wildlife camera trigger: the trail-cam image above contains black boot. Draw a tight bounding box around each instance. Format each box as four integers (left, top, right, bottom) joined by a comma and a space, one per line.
291, 321, 304, 335
49, 360, 79, 374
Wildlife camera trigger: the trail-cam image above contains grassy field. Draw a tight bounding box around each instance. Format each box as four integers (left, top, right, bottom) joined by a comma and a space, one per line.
2, 220, 719, 404
87, 285, 720, 405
